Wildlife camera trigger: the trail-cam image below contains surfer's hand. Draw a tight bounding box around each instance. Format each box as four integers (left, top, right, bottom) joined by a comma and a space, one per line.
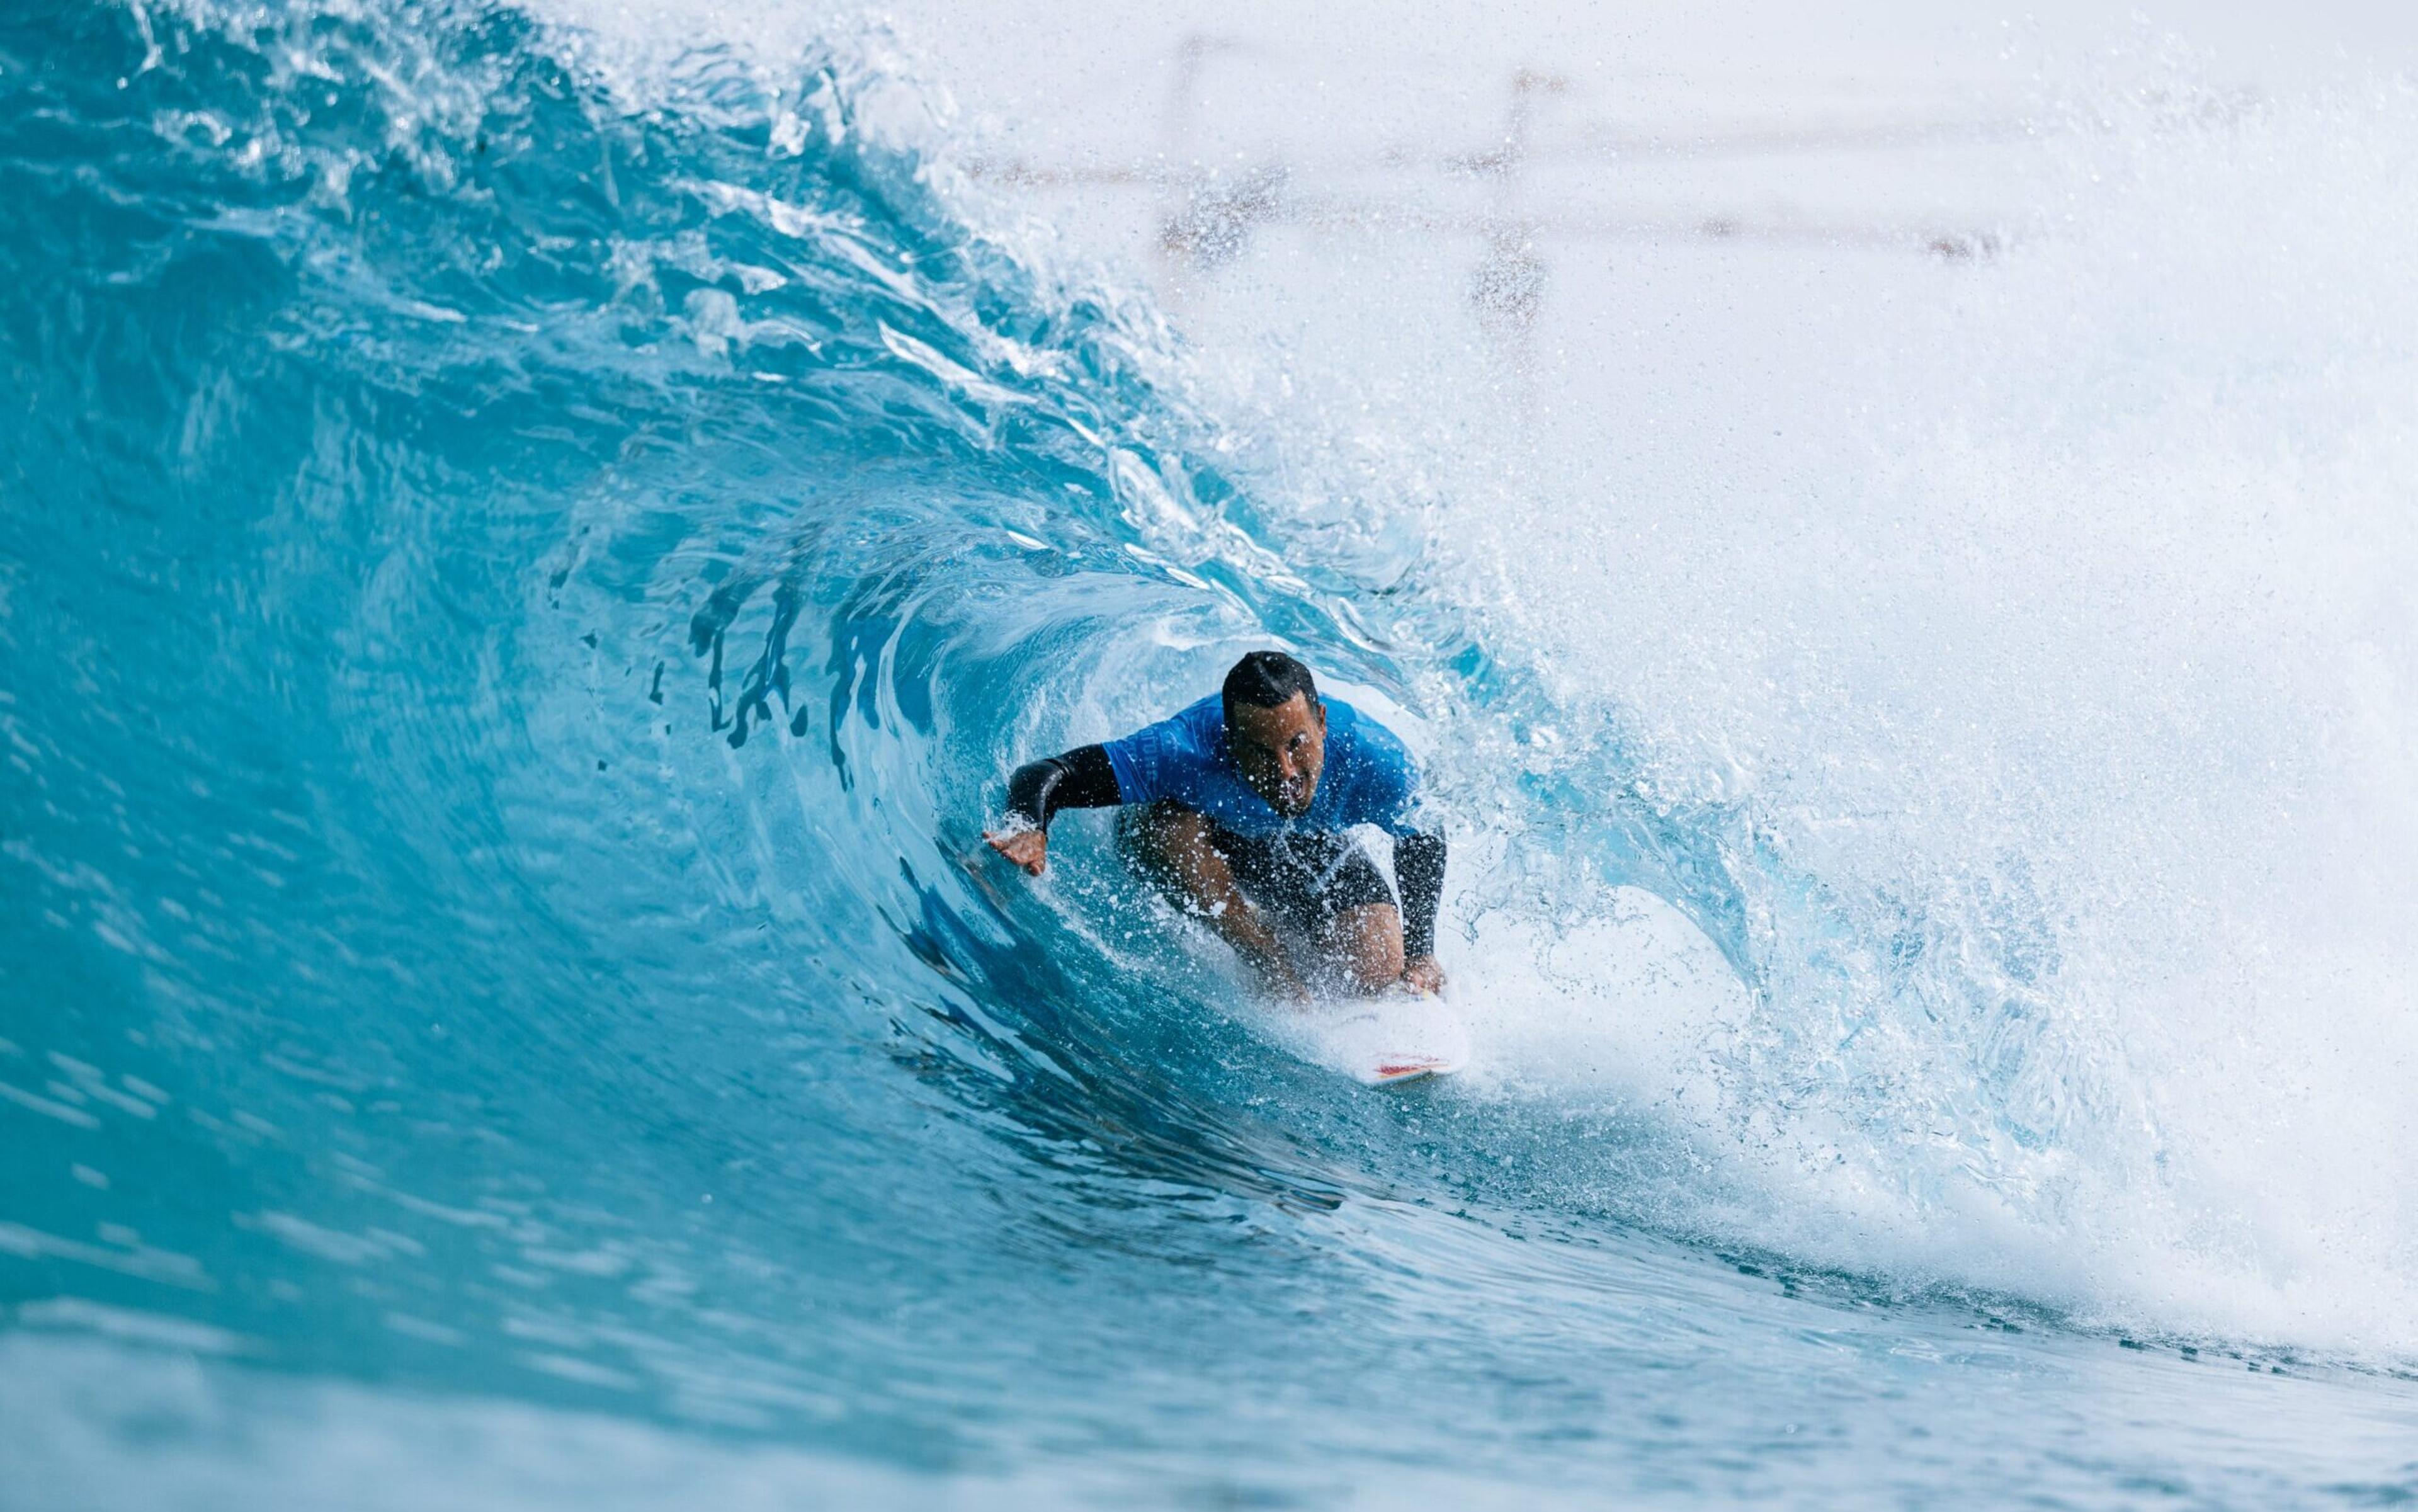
1402, 956, 1445, 996
985, 824, 1048, 877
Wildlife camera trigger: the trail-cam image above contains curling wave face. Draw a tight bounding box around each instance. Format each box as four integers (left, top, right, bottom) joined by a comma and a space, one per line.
1, 3, 2415, 1504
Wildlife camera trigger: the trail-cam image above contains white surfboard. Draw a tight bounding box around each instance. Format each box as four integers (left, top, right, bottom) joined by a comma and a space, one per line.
1282, 992, 1472, 1087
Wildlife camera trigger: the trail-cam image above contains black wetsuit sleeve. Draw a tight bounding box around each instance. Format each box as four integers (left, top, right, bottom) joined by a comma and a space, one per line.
1004, 744, 1121, 832
1393, 831, 1446, 961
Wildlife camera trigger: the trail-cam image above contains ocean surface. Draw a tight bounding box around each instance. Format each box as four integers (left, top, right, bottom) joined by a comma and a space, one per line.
3, 3, 2415, 1507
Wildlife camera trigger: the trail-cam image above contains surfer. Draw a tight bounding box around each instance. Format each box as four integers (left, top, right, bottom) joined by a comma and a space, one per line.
985, 652, 1445, 1001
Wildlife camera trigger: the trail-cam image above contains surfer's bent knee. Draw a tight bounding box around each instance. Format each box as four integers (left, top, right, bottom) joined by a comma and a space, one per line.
1117, 801, 1213, 899
1331, 902, 1405, 994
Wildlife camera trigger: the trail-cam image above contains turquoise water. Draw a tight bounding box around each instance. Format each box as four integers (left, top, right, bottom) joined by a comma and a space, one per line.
3, 4, 2415, 1506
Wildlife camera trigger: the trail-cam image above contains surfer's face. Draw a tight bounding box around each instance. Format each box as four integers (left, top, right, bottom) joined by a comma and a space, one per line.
1230, 693, 1326, 817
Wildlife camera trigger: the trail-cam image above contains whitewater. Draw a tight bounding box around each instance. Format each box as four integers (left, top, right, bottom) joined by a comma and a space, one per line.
1, 1, 2414, 1506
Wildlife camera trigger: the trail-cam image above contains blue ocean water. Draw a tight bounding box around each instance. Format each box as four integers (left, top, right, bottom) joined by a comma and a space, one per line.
2, 3, 2415, 1506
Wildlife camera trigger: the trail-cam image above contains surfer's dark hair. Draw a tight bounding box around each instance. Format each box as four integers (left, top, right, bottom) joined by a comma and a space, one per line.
1222, 651, 1318, 729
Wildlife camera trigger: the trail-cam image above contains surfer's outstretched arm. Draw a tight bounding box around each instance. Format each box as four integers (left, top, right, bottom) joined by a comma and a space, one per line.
986, 745, 1120, 875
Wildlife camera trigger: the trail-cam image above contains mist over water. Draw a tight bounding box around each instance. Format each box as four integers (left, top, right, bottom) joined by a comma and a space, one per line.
3, 1, 2415, 1506
1430, 76, 2418, 1344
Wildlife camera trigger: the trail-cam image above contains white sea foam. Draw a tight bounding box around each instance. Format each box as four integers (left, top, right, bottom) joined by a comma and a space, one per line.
1423, 75, 2418, 1351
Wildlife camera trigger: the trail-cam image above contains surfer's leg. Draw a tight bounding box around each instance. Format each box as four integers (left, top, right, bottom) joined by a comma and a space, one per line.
1117, 800, 1223, 904
1280, 839, 1403, 994
1118, 802, 1305, 996
1323, 902, 1406, 995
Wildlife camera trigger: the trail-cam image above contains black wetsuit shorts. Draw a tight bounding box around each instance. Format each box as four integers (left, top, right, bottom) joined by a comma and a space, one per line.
1116, 800, 1397, 940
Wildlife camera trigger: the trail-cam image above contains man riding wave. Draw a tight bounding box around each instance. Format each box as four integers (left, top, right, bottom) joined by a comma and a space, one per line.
985, 651, 1446, 1001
